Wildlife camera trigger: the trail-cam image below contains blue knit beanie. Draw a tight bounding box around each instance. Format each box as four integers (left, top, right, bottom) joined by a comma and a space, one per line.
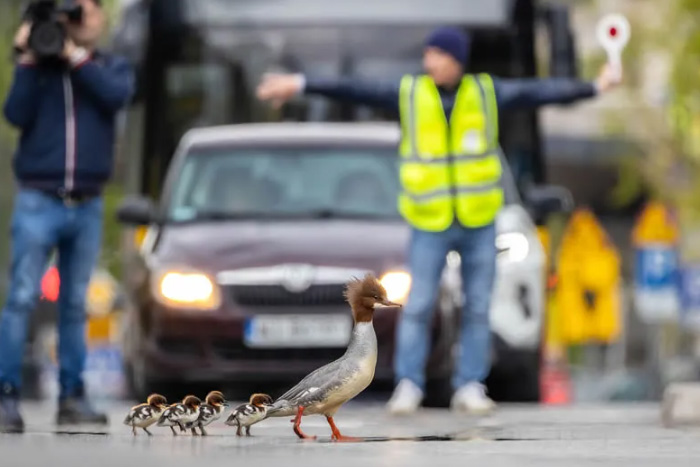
424, 26, 470, 66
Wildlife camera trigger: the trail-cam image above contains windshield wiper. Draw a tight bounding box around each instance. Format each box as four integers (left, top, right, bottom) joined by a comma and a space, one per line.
303, 209, 392, 220
181, 211, 275, 221
169, 210, 397, 222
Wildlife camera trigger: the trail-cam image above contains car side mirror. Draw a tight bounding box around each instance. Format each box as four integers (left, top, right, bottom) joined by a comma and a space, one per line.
116, 196, 157, 226
524, 184, 574, 223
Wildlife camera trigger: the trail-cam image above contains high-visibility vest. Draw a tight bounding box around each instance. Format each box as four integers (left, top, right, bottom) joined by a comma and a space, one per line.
398, 74, 504, 231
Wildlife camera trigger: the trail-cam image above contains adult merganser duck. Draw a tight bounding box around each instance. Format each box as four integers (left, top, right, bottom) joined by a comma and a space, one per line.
185, 391, 228, 436
157, 395, 202, 435
225, 393, 274, 436
123, 393, 169, 436
264, 274, 400, 441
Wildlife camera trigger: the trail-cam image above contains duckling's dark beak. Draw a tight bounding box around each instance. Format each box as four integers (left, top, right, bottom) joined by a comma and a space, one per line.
375, 299, 402, 308
223, 401, 230, 408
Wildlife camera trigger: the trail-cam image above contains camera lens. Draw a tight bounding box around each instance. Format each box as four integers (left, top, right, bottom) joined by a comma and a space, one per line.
29, 21, 66, 58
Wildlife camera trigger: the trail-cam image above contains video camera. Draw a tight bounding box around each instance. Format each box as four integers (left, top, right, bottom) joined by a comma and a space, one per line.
22, 0, 84, 63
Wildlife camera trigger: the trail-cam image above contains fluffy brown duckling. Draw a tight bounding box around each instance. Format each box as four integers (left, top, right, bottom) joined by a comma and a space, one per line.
157, 395, 202, 435
123, 393, 169, 436
225, 393, 274, 436
185, 390, 229, 436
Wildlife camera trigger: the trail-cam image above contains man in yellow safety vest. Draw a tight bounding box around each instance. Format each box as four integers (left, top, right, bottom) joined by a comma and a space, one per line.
256, 26, 620, 415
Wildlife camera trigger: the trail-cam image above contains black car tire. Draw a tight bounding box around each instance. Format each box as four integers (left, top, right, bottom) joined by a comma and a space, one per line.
486, 346, 541, 402
423, 375, 452, 408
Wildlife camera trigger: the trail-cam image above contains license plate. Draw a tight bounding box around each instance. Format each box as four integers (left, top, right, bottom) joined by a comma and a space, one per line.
244, 314, 353, 348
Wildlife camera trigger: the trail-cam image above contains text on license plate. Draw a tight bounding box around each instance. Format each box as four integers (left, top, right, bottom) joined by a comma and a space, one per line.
243, 314, 353, 348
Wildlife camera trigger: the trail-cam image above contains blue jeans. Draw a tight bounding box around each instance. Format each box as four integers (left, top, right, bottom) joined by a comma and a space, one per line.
394, 222, 496, 391
0, 188, 103, 398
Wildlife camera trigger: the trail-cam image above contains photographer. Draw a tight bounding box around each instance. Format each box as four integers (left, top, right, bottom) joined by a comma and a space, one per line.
0, 0, 133, 433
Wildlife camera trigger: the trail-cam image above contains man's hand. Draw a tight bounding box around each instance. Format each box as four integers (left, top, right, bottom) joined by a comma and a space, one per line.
256, 73, 304, 108
595, 63, 623, 93
14, 22, 31, 51
14, 22, 36, 64
63, 37, 89, 67
63, 37, 78, 60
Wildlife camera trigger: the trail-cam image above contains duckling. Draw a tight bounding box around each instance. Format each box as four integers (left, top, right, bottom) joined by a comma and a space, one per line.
123, 393, 169, 436
157, 395, 202, 435
225, 393, 274, 436
185, 391, 228, 436
263, 274, 400, 441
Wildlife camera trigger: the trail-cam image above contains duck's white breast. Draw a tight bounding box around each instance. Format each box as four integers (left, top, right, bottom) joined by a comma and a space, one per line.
311, 349, 377, 415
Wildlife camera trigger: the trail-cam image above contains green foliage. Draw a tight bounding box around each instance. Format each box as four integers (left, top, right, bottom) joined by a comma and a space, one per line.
0, 2, 20, 144
581, 49, 607, 81
102, 182, 125, 279
591, 0, 700, 226
0, 1, 23, 298
606, 157, 646, 210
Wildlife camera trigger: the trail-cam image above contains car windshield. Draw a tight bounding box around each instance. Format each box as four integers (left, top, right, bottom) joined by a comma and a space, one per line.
166, 144, 519, 222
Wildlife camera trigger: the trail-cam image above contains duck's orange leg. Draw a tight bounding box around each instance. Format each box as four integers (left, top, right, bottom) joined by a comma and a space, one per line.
326, 416, 360, 442
293, 406, 317, 440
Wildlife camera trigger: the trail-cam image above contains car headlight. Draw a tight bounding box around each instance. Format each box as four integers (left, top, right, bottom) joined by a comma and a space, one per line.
380, 271, 412, 304
151, 269, 221, 310
496, 232, 530, 263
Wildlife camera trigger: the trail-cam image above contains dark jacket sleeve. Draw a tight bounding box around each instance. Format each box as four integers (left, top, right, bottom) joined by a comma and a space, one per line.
493, 78, 598, 111
3, 65, 42, 129
70, 56, 135, 114
304, 76, 400, 114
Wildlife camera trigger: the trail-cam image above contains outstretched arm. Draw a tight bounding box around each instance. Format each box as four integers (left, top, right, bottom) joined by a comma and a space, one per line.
301, 76, 400, 113
256, 73, 400, 113
494, 78, 597, 110
494, 63, 621, 111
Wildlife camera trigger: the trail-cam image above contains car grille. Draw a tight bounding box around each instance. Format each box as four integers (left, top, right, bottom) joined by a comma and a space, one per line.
226, 284, 347, 307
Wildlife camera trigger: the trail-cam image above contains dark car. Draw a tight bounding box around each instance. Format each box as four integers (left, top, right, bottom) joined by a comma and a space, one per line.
116, 123, 461, 404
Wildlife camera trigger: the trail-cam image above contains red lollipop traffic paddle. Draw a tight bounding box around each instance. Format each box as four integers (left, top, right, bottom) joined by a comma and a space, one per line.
597, 14, 630, 82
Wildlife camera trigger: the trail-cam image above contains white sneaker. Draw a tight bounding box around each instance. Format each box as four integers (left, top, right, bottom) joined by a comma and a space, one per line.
386, 379, 424, 415
451, 382, 496, 415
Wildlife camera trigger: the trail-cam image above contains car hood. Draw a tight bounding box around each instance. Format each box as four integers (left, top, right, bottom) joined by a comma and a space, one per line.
152, 220, 410, 274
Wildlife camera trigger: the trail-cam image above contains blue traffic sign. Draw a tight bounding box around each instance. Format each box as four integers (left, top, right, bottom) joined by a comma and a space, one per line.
633, 245, 680, 323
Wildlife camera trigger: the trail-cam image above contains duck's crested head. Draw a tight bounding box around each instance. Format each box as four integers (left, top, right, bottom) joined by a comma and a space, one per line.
249, 393, 274, 407
205, 390, 226, 406
147, 393, 168, 408
182, 395, 201, 408
344, 273, 401, 323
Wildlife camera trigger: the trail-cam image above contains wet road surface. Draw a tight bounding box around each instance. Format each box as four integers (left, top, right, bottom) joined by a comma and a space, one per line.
2, 401, 699, 467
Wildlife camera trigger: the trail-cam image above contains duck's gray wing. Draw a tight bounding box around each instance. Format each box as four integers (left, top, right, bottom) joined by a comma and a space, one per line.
275, 358, 344, 404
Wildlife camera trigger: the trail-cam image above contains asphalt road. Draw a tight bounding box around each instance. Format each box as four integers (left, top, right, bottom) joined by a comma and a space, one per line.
2, 401, 699, 467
